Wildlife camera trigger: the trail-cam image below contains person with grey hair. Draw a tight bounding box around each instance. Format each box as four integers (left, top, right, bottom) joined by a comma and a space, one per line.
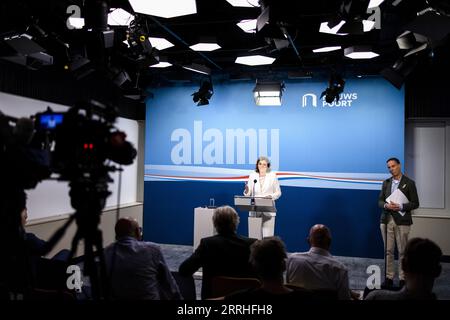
179, 206, 257, 299
244, 156, 281, 239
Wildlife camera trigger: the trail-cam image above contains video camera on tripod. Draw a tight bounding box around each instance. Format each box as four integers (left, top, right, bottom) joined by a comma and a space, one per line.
33, 99, 136, 181
0, 100, 137, 299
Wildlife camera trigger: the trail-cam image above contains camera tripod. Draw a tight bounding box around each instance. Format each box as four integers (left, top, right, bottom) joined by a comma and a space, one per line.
66, 176, 112, 300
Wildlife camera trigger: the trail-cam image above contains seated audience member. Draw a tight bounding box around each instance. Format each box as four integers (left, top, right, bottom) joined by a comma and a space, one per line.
286, 224, 354, 300
179, 205, 257, 299
365, 238, 442, 300
9, 205, 71, 292
1, 191, 44, 294
225, 237, 316, 301
21, 207, 70, 261
104, 217, 181, 300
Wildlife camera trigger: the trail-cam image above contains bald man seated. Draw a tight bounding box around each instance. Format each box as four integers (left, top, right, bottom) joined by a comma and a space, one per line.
286, 224, 354, 300
103, 217, 181, 300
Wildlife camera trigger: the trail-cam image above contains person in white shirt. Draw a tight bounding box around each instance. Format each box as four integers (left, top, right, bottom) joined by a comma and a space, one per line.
378, 157, 419, 288
243, 156, 281, 239
286, 224, 353, 300
104, 217, 181, 300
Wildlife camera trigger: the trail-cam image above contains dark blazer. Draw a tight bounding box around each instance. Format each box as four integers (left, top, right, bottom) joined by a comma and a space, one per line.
25, 233, 48, 256
378, 175, 419, 225
179, 233, 257, 299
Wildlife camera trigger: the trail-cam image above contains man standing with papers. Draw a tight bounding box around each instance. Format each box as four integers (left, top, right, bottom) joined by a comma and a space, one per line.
378, 157, 419, 289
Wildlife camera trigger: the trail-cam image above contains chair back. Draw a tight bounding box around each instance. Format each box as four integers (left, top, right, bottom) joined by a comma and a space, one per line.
211, 276, 261, 298
171, 271, 197, 300
285, 283, 338, 300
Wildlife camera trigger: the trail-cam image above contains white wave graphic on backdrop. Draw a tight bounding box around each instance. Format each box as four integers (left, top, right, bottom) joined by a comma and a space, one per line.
144, 165, 387, 190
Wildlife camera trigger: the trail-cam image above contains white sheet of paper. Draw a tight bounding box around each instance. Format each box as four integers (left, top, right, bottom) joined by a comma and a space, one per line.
386, 189, 409, 216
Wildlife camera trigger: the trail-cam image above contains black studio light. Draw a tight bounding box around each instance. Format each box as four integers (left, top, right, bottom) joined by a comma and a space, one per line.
192, 79, 213, 106
321, 73, 345, 103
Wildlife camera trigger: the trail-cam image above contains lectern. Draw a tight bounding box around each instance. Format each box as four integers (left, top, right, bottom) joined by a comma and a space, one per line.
234, 196, 277, 240
193, 207, 217, 250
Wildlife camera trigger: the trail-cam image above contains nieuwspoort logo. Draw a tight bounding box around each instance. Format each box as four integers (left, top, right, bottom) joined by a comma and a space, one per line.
301, 92, 358, 108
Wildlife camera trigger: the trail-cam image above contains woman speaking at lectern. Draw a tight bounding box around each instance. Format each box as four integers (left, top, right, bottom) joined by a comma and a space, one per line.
243, 156, 281, 239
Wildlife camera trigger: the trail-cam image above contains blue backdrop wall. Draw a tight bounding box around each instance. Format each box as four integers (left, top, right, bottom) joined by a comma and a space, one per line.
144, 78, 404, 258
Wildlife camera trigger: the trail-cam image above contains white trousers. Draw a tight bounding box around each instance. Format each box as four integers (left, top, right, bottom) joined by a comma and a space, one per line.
248, 212, 275, 240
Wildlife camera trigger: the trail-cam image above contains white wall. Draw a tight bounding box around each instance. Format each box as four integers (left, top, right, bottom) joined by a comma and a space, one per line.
25, 204, 143, 258
405, 120, 450, 255
0, 92, 140, 221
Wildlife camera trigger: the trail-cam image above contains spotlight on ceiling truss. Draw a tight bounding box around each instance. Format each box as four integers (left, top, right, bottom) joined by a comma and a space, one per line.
380, 57, 418, 89
192, 79, 214, 106
320, 74, 345, 103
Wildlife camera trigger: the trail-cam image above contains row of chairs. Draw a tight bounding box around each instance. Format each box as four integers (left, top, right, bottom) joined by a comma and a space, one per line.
171, 272, 260, 300
172, 273, 338, 300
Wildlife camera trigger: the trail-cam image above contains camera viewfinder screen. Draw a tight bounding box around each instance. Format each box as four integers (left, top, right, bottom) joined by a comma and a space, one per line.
39, 114, 63, 129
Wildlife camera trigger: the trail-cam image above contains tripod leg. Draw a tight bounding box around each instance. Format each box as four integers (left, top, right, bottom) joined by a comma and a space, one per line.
67, 223, 82, 263
84, 237, 101, 300
93, 230, 110, 299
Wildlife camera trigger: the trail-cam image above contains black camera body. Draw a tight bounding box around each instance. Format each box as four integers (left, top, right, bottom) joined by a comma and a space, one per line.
1, 99, 137, 189
33, 100, 137, 182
